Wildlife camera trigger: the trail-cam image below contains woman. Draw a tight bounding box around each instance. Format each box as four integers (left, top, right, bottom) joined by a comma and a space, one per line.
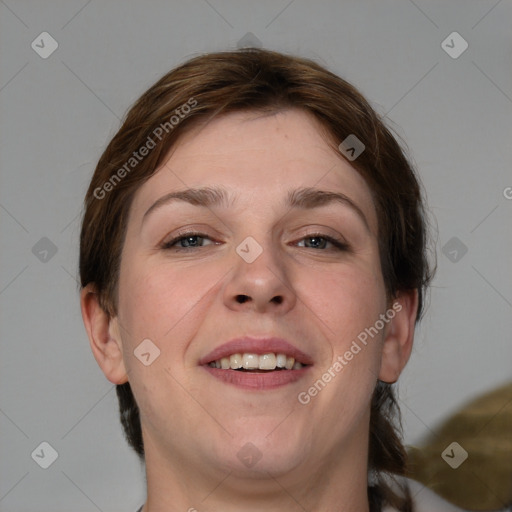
79, 48, 466, 511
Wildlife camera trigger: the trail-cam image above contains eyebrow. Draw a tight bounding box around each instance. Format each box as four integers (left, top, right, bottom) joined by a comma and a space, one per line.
142, 186, 371, 232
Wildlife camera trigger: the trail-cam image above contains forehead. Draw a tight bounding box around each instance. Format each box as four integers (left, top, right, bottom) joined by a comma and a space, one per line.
130, 109, 378, 232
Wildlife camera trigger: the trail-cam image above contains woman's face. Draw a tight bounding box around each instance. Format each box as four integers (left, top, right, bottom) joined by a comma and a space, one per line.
112, 109, 398, 481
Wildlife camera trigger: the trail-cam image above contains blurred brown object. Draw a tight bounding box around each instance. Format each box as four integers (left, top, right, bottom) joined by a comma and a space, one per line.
407, 381, 512, 510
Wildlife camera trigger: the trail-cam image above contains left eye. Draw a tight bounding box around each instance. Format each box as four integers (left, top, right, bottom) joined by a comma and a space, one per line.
296, 235, 348, 251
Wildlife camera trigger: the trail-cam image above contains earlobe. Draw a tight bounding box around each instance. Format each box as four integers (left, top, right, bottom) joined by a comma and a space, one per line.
378, 290, 419, 383
80, 284, 129, 385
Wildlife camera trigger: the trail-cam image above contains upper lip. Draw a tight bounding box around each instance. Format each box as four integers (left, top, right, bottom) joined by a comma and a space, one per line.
199, 337, 314, 366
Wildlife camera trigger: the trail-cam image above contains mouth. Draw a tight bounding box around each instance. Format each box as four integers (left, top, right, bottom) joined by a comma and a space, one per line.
199, 337, 313, 390
207, 352, 307, 371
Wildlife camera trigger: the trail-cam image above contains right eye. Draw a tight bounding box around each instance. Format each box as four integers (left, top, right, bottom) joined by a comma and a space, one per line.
161, 232, 217, 251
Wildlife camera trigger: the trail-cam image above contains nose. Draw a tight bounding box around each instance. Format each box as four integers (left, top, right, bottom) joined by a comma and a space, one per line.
223, 240, 297, 315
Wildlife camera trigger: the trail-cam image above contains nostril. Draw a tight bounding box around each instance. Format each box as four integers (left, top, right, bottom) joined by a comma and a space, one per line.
235, 295, 283, 305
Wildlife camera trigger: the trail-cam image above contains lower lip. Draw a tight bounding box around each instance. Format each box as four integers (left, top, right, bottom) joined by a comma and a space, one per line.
202, 366, 311, 390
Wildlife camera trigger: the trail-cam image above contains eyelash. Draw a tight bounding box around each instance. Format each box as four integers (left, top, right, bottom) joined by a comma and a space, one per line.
160, 231, 350, 252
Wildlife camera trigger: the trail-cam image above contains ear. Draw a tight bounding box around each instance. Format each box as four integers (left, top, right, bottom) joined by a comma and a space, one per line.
80, 284, 128, 385
378, 289, 419, 383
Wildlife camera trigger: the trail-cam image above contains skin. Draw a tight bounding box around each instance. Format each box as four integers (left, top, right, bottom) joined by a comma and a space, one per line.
81, 109, 418, 512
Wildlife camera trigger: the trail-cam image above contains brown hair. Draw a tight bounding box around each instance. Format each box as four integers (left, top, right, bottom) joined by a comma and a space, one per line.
80, 48, 434, 511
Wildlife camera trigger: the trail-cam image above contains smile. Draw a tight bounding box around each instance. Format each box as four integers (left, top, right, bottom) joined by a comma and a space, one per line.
199, 336, 313, 389
207, 352, 305, 371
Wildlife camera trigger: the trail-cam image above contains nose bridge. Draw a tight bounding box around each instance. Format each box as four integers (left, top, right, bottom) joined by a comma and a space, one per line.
234, 232, 284, 286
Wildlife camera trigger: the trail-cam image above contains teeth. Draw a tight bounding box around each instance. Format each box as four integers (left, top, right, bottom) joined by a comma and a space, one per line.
276, 353, 287, 368
259, 353, 276, 370
208, 352, 306, 370
229, 353, 242, 369
242, 353, 259, 370
285, 356, 295, 370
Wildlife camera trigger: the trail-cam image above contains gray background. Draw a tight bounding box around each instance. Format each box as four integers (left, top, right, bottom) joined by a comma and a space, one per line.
1, 1, 511, 511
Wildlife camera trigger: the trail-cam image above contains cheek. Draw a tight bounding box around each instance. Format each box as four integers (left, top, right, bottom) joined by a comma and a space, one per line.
299, 259, 388, 408
301, 262, 387, 344
298, 265, 386, 427
117, 256, 218, 353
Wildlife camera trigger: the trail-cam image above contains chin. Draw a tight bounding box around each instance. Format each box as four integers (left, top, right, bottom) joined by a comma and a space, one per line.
231, 447, 306, 478
218, 423, 311, 476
